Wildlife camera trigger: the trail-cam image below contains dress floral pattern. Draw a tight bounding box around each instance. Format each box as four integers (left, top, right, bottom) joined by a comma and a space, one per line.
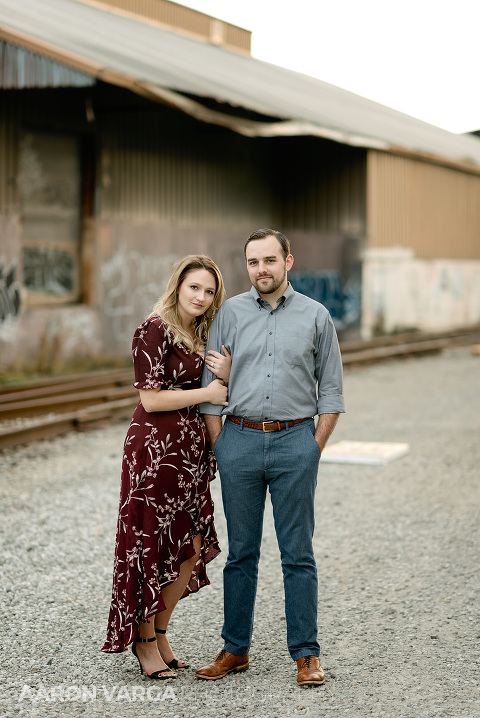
102, 317, 220, 653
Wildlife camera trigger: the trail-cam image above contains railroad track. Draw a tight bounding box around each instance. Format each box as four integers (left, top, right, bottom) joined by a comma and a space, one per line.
0, 368, 137, 451
1, 326, 479, 451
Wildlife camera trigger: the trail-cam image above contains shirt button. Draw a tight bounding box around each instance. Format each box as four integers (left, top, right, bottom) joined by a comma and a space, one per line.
269, 331, 273, 335
266, 396, 269, 399
268, 352, 272, 356
267, 374, 270, 377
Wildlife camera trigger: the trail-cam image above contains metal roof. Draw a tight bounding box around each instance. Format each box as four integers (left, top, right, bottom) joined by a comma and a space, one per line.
1, 0, 480, 170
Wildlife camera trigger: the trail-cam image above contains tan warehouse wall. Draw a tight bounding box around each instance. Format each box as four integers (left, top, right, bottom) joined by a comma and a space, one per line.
367, 150, 480, 259
77, 0, 251, 53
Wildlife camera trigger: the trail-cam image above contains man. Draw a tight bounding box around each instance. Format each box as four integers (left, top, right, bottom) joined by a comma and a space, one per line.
196, 229, 345, 686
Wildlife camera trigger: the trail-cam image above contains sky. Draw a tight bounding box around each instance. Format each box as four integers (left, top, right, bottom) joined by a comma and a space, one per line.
178, 0, 479, 135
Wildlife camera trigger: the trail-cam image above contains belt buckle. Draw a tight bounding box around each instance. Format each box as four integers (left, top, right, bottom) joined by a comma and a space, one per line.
262, 421, 280, 432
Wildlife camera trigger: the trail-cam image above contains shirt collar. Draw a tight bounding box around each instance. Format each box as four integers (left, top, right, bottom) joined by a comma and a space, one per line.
249, 281, 295, 309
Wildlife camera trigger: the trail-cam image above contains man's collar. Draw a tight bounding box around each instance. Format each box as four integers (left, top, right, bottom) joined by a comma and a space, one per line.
249, 282, 295, 308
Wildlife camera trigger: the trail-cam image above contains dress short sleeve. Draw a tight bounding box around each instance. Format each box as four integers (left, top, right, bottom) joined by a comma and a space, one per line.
132, 318, 173, 390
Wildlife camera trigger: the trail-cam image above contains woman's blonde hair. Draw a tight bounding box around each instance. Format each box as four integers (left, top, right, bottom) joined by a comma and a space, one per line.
148, 255, 225, 353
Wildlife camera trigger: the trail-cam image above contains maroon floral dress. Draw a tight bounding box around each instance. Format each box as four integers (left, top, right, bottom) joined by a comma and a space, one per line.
102, 317, 220, 653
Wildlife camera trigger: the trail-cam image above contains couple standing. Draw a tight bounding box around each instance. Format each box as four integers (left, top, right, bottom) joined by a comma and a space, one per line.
102, 228, 345, 687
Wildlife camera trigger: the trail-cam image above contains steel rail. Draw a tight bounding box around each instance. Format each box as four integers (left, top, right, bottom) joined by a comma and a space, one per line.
0, 385, 137, 419
1, 326, 479, 451
0, 367, 133, 395
0, 397, 138, 451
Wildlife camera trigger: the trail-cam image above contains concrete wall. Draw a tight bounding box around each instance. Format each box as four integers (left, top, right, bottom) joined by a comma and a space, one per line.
4, 221, 480, 370
1, 217, 356, 371
96, 223, 250, 356
362, 247, 480, 337
1, 218, 253, 370
0, 212, 103, 372
97, 224, 362, 357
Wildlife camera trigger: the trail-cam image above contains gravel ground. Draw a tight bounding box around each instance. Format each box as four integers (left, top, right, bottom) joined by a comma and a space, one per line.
0, 345, 479, 718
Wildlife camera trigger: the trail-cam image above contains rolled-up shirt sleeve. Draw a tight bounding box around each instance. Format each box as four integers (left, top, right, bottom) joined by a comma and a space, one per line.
199, 308, 225, 416
315, 312, 345, 415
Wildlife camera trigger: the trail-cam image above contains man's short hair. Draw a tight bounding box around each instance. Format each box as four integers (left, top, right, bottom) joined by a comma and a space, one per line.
244, 229, 291, 261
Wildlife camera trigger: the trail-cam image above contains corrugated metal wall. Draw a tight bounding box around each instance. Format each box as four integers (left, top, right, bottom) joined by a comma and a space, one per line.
99, 109, 275, 227
0, 40, 95, 89
222, 23, 250, 52
367, 150, 480, 259
277, 138, 367, 236
0, 94, 19, 213
99, 110, 369, 236
86, 0, 251, 52
2, 87, 368, 236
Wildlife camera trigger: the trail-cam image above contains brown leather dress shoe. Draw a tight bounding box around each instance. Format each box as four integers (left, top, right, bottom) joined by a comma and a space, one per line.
296, 656, 325, 685
195, 649, 249, 680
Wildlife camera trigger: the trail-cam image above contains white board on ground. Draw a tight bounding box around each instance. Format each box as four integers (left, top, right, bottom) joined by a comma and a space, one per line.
321, 440, 409, 465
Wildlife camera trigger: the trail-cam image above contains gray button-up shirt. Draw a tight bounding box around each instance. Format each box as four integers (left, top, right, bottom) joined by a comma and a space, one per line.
199, 283, 345, 421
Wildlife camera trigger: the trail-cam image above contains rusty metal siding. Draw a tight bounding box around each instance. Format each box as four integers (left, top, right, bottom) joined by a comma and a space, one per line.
367, 151, 480, 259
99, 110, 274, 227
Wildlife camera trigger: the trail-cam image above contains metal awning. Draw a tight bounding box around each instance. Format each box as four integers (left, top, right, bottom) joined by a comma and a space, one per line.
1, 0, 480, 170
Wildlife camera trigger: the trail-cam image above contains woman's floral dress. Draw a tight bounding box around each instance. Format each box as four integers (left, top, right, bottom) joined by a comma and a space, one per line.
102, 317, 220, 653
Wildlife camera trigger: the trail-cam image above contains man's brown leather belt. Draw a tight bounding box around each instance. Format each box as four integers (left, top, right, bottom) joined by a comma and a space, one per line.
227, 416, 311, 432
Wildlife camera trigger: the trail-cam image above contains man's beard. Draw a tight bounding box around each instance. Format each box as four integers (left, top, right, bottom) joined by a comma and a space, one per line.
253, 273, 286, 295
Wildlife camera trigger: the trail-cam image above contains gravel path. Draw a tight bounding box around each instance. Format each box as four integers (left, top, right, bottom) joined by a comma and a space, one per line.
0, 345, 479, 718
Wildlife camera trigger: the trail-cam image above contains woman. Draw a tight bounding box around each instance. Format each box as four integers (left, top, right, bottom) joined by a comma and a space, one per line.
102, 255, 230, 680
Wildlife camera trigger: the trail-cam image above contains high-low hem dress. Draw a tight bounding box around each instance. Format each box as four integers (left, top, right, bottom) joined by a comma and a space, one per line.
102, 317, 220, 654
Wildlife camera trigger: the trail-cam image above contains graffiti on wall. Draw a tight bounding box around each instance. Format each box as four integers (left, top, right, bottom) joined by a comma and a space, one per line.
101, 244, 178, 344
0, 260, 21, 322
363, 251, 480, 336
289, 270, 361, 329
0, 259, 22, 343
22, 247, 74, 295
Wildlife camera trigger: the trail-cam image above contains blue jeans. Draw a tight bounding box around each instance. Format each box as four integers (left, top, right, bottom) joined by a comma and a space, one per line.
213, 417, 321, 661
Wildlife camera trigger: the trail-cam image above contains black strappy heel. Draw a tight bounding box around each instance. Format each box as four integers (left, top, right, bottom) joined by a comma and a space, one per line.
131, 636, 177, 679
155, 628, 190, 669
